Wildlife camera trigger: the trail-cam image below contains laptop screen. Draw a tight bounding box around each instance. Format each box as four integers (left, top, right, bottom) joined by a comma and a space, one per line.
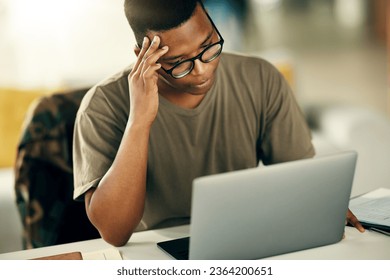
158, 151, 357, 260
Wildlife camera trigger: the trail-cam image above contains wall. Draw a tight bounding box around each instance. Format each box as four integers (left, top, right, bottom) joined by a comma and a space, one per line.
388, 0, 390, 114
0, 0, 134, 88
249, 0, 388, 116
0, 0, 135, 167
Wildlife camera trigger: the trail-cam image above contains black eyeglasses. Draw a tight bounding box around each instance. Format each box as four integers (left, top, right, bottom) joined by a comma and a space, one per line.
160, 11, 224, 79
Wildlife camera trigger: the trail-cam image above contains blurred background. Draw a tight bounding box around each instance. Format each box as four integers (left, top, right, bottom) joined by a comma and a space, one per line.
0, 0, 389, 253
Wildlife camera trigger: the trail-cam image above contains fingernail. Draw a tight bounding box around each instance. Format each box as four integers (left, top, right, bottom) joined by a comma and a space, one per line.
142, 37, 147, 47
153, 35, 158, 42
162, 46, 168, 50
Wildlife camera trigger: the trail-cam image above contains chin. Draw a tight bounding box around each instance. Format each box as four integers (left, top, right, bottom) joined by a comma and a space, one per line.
188, 76, 214, 94
159, 72, 216, 95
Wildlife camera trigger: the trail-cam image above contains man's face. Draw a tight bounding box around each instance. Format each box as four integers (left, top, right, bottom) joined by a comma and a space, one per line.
149, 4, 221, 96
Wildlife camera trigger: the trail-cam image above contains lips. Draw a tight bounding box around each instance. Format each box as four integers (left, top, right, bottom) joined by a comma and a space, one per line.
198, 80, 209, 86
194, 78, 211, 88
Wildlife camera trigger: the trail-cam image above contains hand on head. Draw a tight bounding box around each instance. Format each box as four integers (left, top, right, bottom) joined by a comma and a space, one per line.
128, 36, 169, 126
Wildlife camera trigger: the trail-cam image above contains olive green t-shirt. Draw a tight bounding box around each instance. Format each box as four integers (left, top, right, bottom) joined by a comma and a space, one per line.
73, 52, 314, 231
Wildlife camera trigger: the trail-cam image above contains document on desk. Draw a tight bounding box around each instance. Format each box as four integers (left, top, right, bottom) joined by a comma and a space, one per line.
82, 248, 122, 260
349, 188, 390, 232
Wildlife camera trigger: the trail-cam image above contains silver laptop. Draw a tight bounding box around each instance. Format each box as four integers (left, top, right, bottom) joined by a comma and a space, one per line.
157, 151, 357, 260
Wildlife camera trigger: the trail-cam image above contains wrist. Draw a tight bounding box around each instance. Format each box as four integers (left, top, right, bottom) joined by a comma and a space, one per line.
126, 118, 153, 135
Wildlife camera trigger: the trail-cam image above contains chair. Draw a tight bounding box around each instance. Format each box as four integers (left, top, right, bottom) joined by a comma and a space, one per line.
14, 88, 100, 249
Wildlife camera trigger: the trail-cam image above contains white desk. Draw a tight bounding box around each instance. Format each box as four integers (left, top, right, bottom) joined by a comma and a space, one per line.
0, 168, 23, 253
0, 225, 388, 260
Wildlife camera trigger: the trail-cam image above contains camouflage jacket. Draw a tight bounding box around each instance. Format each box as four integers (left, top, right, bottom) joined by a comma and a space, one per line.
14, 88, 99, 249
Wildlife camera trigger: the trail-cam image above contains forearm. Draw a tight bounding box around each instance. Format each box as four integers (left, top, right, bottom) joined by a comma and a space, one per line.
85, 35, 167, 247
86, 121, 150, 246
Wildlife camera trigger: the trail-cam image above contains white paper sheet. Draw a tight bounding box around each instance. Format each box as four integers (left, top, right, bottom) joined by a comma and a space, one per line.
82, 248, 122, 260
349, 188, 390, 227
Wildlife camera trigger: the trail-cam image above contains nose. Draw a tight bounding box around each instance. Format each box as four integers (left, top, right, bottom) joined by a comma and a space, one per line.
191, 58, 207, 76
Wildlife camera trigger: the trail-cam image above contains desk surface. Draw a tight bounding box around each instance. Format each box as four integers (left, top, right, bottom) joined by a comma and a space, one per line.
0, 225, 389, 260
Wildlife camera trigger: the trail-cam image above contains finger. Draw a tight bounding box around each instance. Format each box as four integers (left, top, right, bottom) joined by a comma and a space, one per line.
135, 36, 165, 79
132, 37, 150, 76
143, 35, 161, 60
139, 47, 168, 82
128, 48, 167, 92
143, 63, 162, 78
132, 37, 150, 73
349, 218, 365, 233
142, 64, 162, 95
141, 46, 169, 71
139, 36, 161, 75
142, 63, 162, 89
347, 209, 365, 233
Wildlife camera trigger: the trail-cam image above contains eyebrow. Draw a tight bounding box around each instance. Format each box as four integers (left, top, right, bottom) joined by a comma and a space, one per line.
161, 30, 214, 62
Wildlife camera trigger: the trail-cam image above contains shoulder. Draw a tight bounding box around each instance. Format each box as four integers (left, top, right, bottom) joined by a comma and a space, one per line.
78, 65, 133, 116
219, 52, 278, 73
217, 52, 285, 89
217, 52, 284, 88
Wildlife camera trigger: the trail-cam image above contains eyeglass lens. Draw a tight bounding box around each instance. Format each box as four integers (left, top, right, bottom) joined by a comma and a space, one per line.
171, 43, 222, 78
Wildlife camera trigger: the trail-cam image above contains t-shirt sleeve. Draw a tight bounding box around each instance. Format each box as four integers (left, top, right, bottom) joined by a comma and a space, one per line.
72, 86, 126, 200
258, 61, 315, 165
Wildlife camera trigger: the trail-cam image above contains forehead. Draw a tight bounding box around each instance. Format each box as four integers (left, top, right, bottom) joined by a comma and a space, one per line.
148, 4, 212, 53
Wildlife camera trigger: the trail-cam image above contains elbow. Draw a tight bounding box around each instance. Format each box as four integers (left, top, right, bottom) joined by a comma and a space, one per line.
86, 208, 136, 247
89, 215, 137, 247
84, 188, 142, 247
89, 210, 139, 247
100, 230, 133, 247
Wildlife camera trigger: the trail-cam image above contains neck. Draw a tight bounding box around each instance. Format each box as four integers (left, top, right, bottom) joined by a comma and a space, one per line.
157, 78, 207, 109
159, 90, 206, 109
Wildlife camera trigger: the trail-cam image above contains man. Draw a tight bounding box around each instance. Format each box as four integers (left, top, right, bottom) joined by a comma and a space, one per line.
73, 0, 364, 247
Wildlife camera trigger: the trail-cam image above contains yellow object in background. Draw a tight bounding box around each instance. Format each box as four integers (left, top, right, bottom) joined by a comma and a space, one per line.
0, 88, 55, 167
274, 62, 295, 91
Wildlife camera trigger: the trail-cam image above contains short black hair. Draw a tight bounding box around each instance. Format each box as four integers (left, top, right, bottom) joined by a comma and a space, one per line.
124, 0, 202, 47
